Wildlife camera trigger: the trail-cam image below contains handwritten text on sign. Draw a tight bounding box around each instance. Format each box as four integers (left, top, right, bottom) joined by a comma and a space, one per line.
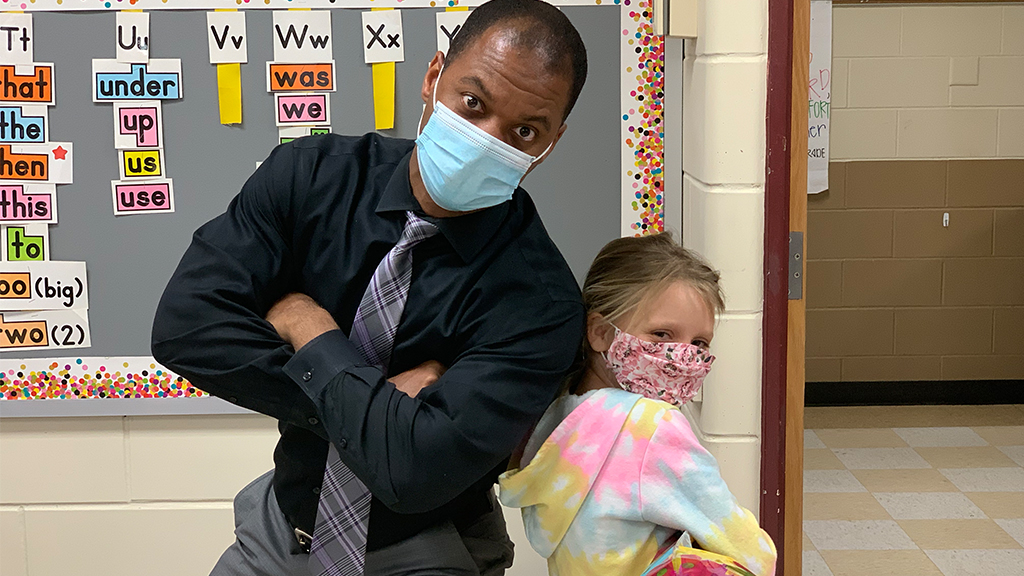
0, 260, 88, 310
0, 184, 56, 224
0, 309, 90, 351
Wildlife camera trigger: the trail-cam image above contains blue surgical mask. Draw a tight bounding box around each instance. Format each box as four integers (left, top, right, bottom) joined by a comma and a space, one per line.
415, 67, 555, 212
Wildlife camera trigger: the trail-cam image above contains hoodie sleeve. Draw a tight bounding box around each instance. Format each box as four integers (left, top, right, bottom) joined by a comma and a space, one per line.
639, 408, 777, 576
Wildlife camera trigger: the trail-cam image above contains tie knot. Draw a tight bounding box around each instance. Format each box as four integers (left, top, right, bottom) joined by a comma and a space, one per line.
397, 211, 439, 249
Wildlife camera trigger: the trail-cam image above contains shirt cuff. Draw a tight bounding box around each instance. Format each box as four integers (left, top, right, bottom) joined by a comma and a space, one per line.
283, 329, 366, 402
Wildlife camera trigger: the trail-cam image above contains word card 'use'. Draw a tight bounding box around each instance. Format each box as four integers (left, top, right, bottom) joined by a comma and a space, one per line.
0, 13, 34, 66
0, 309, 90, 351
273, 11, 332, 64
0, 260, 87, 310
0, 142, 72, 184
0, 64, 54, 106
266, 62, 335, 93
113, 101, 163, 149
436, 11, 470, 55
276, 93, 330, 127
0, 105, 48, 144
2, 223, 48, 262
112, 179, 173, 216
207, 11, 247, 64
0, 184, 57, 224
362, 10, 404, 64
116, 11, 150, 64
93, 59, 182, 102
118, 148, 165, 180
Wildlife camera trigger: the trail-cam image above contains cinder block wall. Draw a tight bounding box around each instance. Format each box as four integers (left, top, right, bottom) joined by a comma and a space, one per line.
806, 5, 1024, 383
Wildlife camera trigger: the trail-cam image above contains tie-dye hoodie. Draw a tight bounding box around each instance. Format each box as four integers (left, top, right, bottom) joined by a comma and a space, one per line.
498, 388, 777, 576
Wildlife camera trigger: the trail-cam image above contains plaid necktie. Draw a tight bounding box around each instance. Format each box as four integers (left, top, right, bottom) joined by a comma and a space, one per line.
308, 211, 439, 576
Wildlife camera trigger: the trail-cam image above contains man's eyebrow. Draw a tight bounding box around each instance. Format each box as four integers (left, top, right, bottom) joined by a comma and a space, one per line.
460, 75, 494, 102
521, 114, 551, 132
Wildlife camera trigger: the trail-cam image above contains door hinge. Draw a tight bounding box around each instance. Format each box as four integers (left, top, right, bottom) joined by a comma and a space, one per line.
789, 231, 803, 300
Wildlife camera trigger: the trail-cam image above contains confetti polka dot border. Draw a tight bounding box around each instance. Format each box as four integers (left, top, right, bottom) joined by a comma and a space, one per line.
0, 357, 203, 400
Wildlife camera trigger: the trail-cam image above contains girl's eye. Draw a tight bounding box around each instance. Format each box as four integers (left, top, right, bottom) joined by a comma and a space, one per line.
463, 95, 481, 110
517, 126, 536, 141
652, 331, 671, 340
692, 339, 710, 349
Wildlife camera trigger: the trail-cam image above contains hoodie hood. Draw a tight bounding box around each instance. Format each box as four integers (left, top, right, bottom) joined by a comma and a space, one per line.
498, 388, 643, 558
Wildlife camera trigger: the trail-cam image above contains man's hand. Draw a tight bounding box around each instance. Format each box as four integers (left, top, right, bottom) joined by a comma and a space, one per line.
266, 293, 340, 351
391, 360, 446, 397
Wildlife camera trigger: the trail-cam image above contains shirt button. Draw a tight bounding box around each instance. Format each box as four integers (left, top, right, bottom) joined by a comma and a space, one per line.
302, 370, 313, 382
339, 438, 348, 450
308, 417, 319, 426
312, 486, 321, 495
228, 396, 237, 403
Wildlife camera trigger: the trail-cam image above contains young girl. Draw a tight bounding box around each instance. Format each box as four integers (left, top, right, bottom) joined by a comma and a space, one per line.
498, 233, 777, 576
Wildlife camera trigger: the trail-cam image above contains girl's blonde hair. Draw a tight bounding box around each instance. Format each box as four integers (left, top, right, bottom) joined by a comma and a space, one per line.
565, 232, 724, 392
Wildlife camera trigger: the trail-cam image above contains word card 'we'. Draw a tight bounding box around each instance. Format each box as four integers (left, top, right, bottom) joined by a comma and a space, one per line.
362, 10, 404, 64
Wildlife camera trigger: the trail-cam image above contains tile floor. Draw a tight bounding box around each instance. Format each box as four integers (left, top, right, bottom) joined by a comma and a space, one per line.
802, 404, 1024, 576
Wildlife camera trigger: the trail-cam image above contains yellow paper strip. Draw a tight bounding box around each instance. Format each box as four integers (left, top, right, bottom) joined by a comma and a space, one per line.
446, 6, 469, 10
217, 63, 242, 125
371, 7, 395, 131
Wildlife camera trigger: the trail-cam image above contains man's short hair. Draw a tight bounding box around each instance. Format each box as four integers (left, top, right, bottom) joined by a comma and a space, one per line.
445, 0, 588, 122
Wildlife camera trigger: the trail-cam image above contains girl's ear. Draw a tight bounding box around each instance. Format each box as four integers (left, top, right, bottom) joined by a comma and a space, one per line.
587, 312, 615, 353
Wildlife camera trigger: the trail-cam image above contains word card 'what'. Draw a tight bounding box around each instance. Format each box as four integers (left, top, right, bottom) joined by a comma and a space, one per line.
3, 223, 48, 262
118, 148, 165, 180
0, 142, 72, 184
0, 105, 47, 144
273, 11, 332, 63
207, 11, 247, 64
112, 179, 173, 215
0, 184, 57, 224
0, 64, 54, 105
276, 93, 330, 126
0, 309, 90, 351
113, 101, 162, 149
266, 62, 335, 92
362, 10, 405, 64
0, 260, 87, 310
436, 11, 470, 55
0, 13, 34, 65
93, 59, 182, 102
279, 125, 329, 144
116, 11, 150, 64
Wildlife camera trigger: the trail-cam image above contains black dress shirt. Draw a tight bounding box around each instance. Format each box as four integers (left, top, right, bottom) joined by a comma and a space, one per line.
152, 133, 585, 550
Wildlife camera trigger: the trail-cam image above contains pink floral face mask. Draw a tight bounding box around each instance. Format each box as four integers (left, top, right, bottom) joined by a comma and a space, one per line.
603, 326, 715, 407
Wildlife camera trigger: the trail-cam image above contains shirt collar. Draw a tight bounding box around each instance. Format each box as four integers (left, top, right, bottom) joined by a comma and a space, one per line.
376, 150, 510, 263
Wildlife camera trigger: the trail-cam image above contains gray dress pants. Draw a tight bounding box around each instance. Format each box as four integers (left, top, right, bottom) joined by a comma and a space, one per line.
210, 471, 515, 576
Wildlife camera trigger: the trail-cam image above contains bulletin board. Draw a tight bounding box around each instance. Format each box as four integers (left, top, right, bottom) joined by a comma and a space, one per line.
0, 0, 664, 416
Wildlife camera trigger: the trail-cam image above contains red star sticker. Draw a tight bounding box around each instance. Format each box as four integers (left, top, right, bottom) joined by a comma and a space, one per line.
52, 146, 68, 160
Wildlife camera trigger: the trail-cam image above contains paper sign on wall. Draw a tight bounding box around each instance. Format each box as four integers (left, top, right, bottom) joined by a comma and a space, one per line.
0, 309, 91, 350
436, 11, 469, 55
273, 11, 332, 63
92, 59, 182, 102
118, 148, 165, 180
0, 260, 87, 310
0, 64, 54, 106
0, 142, 72, 184
0, 14, 34, 65
2, 223, 48, 261
0, 184, 57, 224
207, 11, 247, 64
111, 179, 174, 215
278, 125, 330, 144
266, 62, 335, 92
112, 101, 163, 149
0, 105, 48, 143
116, 12, 150, 64
808, 0, 831, 194
362, 10, 404, 64
275, 93, 330, 126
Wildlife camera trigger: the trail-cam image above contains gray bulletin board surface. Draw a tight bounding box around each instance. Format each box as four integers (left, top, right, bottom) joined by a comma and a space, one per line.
2, 7, 621, 414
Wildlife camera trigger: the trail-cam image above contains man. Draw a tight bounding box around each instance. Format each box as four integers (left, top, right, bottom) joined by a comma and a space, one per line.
151, 1, 588, 574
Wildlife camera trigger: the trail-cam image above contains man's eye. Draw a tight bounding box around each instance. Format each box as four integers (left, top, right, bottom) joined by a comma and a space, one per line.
517, 126, 536, 141
463, 95, 481, 110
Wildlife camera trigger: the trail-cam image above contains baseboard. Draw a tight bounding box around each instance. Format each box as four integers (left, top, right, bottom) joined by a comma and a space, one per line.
805, 380, 1024, 406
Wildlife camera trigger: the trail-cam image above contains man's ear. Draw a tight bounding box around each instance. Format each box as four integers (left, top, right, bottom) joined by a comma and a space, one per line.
421, 52, 445, 105
587, 312, 615, 354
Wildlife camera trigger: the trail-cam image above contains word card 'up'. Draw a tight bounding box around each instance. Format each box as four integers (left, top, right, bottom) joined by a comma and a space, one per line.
273, 11, 332, 64
2, 223, 48, 262
0, 184, 57, 224
207, 11, 247, 64
113, 101, 163, 149
0, 142, 72, 184
93, 59, 182, 102
276, 93, 330, 126
112, 179, 173, 215
0, 260, 87, 310
118, 148, 165, 180
0, 309, 90, 351
436, 11, 470, 55
0, 105, 47, 144
116, 11, 150, 64
266, 62, 335, 92
362, 10, 405, 64
0, 64, 54, 106
0, 13, 34, 65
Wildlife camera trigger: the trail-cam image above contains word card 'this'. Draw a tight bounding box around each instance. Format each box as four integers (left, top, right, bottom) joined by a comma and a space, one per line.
436, 11, 470, 55
272, 11, 332, 64
116, 11, 150, 65
0, 13, 34, 66
207, 11, 247, 64
362, 10, 405, 64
